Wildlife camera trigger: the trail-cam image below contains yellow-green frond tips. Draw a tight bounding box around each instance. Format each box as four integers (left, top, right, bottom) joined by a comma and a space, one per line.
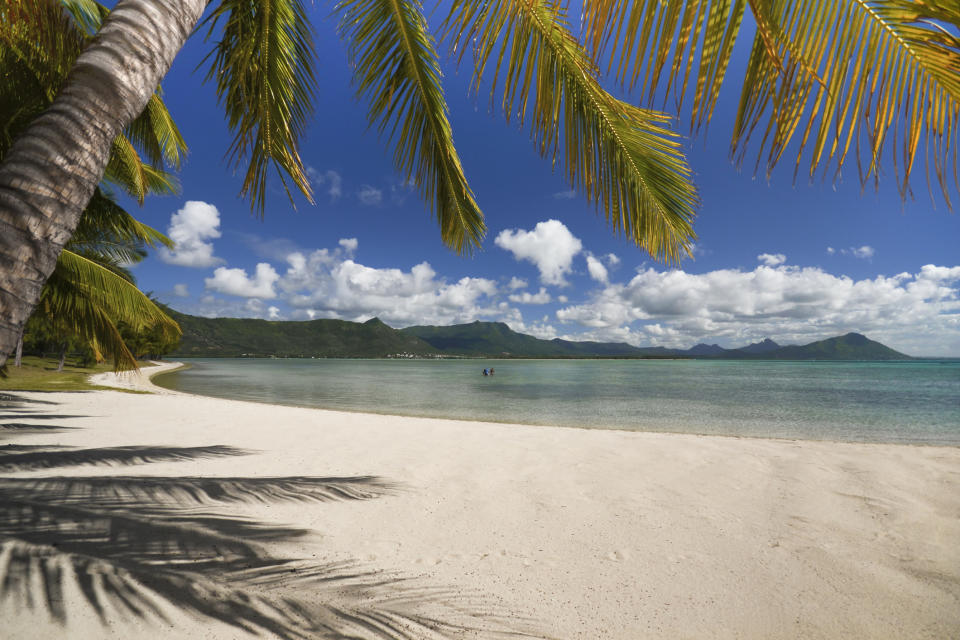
336, 0, 485, 254
203, 0, 318, 215
583, 0, 960, 209
443, 0, 697, 262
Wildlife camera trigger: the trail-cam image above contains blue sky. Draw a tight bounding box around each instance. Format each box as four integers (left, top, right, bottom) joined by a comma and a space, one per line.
120, 7, 960, 357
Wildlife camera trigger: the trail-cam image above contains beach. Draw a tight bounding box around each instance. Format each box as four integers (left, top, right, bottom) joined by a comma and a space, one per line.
2, 361, 959, 639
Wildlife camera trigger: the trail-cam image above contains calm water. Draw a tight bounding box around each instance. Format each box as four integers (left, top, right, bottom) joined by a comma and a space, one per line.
154, 358, 960, 445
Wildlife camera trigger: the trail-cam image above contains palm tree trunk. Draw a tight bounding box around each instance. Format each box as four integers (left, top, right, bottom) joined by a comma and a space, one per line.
0, 0, 207, 368
57, 342, 67, 372
14, 333, 22, 367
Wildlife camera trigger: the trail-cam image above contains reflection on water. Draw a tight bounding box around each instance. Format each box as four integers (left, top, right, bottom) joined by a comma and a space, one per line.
155, 359, 960, 445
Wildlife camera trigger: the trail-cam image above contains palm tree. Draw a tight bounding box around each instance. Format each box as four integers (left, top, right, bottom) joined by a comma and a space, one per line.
0, 0, 957, 368
27, 188, 182, 371
2, 0, 185, 371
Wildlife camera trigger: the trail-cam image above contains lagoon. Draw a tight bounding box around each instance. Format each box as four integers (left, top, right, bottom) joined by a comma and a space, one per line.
155, 358, 960, 446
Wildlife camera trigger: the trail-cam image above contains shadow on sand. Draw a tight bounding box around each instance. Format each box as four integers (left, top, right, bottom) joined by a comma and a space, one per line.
0, 393, 539, 639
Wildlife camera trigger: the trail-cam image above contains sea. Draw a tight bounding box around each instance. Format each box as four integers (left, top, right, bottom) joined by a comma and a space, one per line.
154, 358, 960, 446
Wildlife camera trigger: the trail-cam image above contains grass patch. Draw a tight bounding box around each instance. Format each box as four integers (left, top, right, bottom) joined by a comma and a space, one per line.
0, 356, 156, 392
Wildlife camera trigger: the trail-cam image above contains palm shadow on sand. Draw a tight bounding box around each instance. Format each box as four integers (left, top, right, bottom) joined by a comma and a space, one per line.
0, 393, 538, 639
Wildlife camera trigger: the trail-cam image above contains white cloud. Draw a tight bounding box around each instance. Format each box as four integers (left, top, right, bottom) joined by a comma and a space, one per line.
507, 277, 528, 291
339, 237, 358, 254
508, 287, 551, 304
828, 245, 876, 259
554, 263, 960, 355
276, 248, 503, 327
553, 189, 576, 199
307, 167, 342, 200
268, 306, 281, 320
495, 219, 583, 286
358, 185, 383, 205
757, 253, 786, 266
586, 254, 609, 283
205, 263, 280, 299
172, 283, 189, 297
159, 201, 224, 268
557, 295, 569, 303
605, 253, 620, 267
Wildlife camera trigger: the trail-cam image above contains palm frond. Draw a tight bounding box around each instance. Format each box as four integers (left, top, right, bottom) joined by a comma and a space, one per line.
202, 0, 318, 214
583, 0, 960, 206
58, 0, 109, 36
41, 251, 181, 370
125, 93, 188, 171
71, 188, 174, 253
443, 0, 698, 261
336, 0, 485, 254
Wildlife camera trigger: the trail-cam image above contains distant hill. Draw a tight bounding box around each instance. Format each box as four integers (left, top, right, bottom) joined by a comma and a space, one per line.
168, 311, 437, 358
761, 333, 910, 360
685, 343, 727, 356
738, 338, 781, 354
165, 311, 911, 360
400, 321, 655, 357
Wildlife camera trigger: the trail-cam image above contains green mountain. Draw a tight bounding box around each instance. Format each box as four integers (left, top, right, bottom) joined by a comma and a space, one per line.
165, 311, 911, 360
168, 311, 437, 358
400, 321, 655, 357
760, 332, 910, 360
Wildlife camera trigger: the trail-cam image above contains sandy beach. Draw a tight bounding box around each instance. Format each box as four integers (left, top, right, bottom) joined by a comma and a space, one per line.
2, 361, 959, 639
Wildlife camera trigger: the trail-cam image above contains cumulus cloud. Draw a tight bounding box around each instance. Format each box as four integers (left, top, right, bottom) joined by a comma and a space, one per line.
507, 277, 528, 291
495, 219, 583, 286
307, 167, 342, 200
555, 262, 960, 355
605, 253, 620, 267
509, 287, 551, 304
358, 185, 383, 205
159, 201, 224, 268
205, 263, 280, 299
586, 254, 609, 283
274, 246, 502, 327
172, 283, 189, 297
338, 237, 358, 254
757, 253, 786, 266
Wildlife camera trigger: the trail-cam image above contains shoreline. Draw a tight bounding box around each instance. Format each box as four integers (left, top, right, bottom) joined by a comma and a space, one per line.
147, 360, 959, 449
1, 363, 958, 638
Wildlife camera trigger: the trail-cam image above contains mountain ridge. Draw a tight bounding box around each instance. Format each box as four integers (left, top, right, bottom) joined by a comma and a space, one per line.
167, 311, 912, 360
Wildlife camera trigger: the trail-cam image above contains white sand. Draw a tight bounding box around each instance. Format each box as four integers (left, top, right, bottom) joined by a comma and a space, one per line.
2, 361, 959, 639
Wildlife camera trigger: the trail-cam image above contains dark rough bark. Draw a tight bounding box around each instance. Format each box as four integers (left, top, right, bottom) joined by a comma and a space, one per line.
0, 0, 207, 368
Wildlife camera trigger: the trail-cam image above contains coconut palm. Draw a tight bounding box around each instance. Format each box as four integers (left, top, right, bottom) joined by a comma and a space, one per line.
2, 0, 185, 370
27, 188, 182, 371
0, 0, 958, 368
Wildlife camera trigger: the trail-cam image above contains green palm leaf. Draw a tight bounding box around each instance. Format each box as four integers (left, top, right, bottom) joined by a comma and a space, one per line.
70, 188, 174, 256
336, 0, 485, 253
583, 0, 960, 207
443, 0, 698, 261
41, 251, 181, 371
202, 0, 318, 214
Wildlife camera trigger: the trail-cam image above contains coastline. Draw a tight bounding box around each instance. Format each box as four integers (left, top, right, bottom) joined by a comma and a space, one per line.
2, 362, 959, 638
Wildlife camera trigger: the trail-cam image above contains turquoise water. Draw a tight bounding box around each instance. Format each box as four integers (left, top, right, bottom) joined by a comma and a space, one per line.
154, 358, 960, 445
